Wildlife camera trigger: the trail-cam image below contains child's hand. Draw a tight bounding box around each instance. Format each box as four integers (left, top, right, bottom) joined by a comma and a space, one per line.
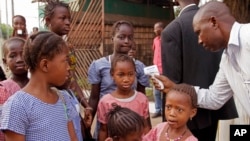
152, 75, 176, 93
84, 107, 93, 128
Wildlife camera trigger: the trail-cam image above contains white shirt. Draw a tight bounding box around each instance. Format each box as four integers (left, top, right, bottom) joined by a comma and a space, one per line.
197, 22, 250, 116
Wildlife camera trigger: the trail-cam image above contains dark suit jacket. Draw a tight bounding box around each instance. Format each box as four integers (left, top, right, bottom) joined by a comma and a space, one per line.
161, 5, 238, 130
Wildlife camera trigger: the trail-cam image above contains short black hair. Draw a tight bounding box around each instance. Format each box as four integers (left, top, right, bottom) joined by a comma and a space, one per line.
110, 54, 136, 75
2, 37, 26, 59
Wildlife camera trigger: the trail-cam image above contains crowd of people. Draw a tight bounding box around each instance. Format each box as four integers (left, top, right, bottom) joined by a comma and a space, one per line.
0, 0, 249, 141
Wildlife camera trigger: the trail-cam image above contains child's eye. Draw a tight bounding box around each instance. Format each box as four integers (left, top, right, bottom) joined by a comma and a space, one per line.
9, 54, 16, 58
165, 105, 171, 110
117, 35, 125, 40
177, 108, 183, 112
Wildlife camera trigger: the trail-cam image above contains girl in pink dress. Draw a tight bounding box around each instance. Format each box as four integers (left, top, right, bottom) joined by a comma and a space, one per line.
143, 84, 198, 141
97, 54, 151, 141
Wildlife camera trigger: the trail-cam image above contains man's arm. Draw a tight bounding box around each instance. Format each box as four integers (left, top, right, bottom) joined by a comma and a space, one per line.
197, 66, 233, 110
153, 65, 233, 110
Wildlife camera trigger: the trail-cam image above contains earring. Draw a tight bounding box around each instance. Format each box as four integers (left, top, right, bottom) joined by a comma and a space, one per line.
190, 116, 193, 121
6, 66, 9, 72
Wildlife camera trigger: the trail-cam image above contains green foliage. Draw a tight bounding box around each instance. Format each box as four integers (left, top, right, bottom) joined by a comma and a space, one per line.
0, 23, 13, 39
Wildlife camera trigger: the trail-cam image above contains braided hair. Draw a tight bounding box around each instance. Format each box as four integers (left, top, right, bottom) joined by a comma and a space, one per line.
106, 103, 145, 140
110, 54, 136, 75
23, 31, 67, 72
111, 20, 134, 37
168, 83, 198, 108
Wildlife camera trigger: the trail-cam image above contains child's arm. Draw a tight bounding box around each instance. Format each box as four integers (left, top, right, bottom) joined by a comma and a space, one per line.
88, 84, 101, 119
68, 121, 78, 141
98, 123, 108, 141
3, 130, 25, 141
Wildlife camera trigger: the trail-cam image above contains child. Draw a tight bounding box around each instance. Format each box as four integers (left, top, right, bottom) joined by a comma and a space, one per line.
143, 83, 198, 141
0, 31, 77, 141
105, 104, 145, 141
97, 54, 151, 141
12, 15, 28, 39
57, 69, 84, 141
43, 2, 93, 138
88, 20, 150, 139
0, 37, 28, 140
128, 41, 149, 90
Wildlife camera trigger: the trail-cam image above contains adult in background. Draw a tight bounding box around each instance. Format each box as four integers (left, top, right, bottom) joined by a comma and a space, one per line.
160, 0, 238, 141
151, 22, 164, 118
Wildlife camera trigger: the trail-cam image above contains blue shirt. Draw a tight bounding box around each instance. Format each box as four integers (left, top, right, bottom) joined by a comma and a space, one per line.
88, 56, 149, 98
0, 90, 74, 141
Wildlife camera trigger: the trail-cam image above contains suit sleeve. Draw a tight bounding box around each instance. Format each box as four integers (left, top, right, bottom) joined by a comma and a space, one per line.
161, 22, 183, 83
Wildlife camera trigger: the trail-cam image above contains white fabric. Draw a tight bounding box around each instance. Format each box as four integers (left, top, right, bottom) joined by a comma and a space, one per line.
197, 22, 250, 116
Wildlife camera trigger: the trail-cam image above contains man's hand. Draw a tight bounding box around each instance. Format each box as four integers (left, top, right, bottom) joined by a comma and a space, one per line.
152, 75, 176, 93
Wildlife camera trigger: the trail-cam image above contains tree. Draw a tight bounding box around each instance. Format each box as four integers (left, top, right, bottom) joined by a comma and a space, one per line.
0, 23, 13, 39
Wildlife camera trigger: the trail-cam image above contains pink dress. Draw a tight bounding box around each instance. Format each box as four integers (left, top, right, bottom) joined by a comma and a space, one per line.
143, 122, 198, 141
97, 91, 149, 124
0, 79, 21, 104
0, 79, 21, 141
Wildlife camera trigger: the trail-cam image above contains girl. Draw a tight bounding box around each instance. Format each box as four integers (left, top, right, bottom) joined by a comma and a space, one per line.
143, 83, 198, 141
12, 15, 28, 39
0, 37, 28, 141
43, 1, 93, 138
97, 54, 151, 141
43, 0, 92, 111
105, 104, 145, 141
88, 20, 150, 139
0, 31, 77, 141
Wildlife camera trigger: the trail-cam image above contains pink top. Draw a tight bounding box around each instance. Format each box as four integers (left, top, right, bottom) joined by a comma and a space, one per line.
143, 122, 198, 141
152, 36, 162, 74
0, 79, 21, 141
0, 79, 21, 104
97, 91, 149, 124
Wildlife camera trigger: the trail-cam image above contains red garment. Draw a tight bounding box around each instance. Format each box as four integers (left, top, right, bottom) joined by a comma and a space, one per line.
152, 36, 162, 74
0, 79, 21, 141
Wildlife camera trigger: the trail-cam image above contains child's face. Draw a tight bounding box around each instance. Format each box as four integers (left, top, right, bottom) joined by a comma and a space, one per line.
3, 41, 27, 75
128, 46, 136, 58
165, 91, 197, 129
154, 24, 162, 36
46, 46, 70, 87
112, 61, 135, 91
12, 17, 26, 35
112, 24, 133, 54
48, 6, 71, 36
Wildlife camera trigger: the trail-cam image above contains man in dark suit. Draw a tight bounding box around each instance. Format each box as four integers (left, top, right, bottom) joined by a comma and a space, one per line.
161, 0, 238, 141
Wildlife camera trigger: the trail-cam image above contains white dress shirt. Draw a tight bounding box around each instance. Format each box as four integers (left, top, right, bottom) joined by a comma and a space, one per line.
196, 22, 250, 116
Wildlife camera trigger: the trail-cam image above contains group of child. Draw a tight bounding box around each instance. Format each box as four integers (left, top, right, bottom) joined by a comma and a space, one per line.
0, 0, 199, 141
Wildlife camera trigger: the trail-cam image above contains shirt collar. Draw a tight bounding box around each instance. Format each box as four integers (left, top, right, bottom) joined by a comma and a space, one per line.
178, 4, 196, 17
228, 22, 241, 47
